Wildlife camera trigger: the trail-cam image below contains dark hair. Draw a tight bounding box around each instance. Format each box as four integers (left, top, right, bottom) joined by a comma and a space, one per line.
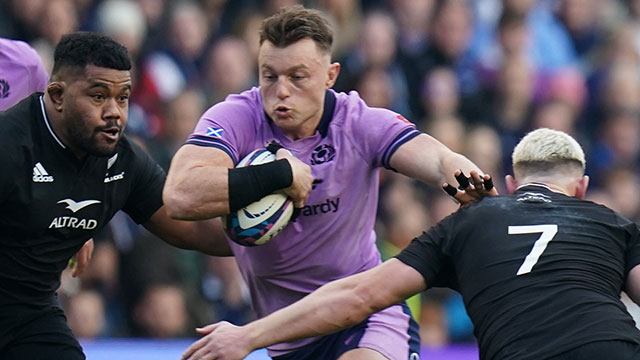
259, 5, 333, 54
52, 32, 131, 76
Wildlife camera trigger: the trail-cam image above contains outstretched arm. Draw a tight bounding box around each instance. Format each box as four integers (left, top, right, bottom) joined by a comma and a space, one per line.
390, 133, 498, 204
143, 205, 232, 256
181, 259, 426, 360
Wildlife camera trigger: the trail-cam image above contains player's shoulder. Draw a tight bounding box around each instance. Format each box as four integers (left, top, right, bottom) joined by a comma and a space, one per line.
332, 89, 408, 125
0, 38, 41, 66
0, 94, 37, 138
201, 87, 262, 124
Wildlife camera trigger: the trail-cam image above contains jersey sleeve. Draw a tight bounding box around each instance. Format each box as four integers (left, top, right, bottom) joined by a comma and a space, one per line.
122, 138, 166, 224
185, 90, 260, 164
395, 214, 458, 289
348, 95, 420, 170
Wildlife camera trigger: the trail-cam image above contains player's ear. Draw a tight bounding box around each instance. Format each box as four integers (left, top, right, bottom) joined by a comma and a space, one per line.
47, 82, 66, 112
505, 175, 518, 194
326, 62, 340, 89
574, 175, 589, 199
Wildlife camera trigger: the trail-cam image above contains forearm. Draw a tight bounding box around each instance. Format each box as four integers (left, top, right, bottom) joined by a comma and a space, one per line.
391, 134, 484, 187
244, 275, 381, 350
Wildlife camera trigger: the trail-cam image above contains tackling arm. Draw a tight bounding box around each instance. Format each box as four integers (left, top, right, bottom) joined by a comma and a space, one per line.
181, 259, 426, 360
143, 205, 233, 256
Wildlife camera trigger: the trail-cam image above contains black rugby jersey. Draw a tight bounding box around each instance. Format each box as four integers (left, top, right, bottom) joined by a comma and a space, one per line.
0, 93, 165, 307
397, 184, 640, 360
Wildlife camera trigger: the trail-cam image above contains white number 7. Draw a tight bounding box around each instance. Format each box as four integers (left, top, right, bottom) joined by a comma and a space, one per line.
508, 225, 558, 275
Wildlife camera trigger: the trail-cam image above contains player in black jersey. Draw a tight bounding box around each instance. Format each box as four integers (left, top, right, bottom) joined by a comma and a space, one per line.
0, 32, 230, 360
180, 128, 640, 360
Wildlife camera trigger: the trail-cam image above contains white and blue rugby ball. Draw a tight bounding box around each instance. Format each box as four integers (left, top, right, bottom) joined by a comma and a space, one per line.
222, 149, 294, 246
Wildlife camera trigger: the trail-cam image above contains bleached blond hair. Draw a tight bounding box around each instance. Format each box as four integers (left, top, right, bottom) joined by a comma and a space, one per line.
512, 128, 585, 177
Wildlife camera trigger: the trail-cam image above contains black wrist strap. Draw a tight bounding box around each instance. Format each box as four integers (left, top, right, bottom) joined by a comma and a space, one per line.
228, 159, 293, 212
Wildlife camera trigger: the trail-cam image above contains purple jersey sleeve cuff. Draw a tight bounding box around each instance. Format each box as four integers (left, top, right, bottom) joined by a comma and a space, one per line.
382, 128, 421, 171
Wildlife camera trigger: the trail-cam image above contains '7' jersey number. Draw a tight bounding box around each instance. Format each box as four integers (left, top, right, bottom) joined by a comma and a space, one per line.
509, 224, 558, 275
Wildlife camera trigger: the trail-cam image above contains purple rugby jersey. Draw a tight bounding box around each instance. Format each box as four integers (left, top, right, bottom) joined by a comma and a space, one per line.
187, 88, 420, 353
0, 38, 49, 111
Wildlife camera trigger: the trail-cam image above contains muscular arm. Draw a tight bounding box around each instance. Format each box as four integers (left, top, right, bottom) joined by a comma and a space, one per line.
182, 259, 426, 359
143, 205, 232, 256
163, 145, 234, 220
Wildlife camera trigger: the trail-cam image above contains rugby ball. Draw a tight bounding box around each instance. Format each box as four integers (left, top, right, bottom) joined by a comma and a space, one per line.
222, 149, 294, 246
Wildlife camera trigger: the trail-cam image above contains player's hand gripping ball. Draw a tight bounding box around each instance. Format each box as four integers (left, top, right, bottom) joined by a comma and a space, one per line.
222, 149, 294, 246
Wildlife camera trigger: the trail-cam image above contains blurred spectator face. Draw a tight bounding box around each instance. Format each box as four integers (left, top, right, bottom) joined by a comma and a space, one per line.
426, 116, 465, 153
431, 0, 473, 60
170, 3, 208, 59
263, 0, 301, 15
136, 0, 166, 25
9, 0, 45, 28
499, 56, 535, 105
66, 290, 106, 339
318, 0, 358, 19
98, 0, 147, 58
390, 0, 434, 35
165, 90, 205, 147
602, 167, 640, 219
39, 0, 78, 44
498, 14, 528, 56
503, 0, 536, 15
360, 12, 397, 68
238, 13, 264, 63
356, 68, 393, 109
603, 111, 640, 162
559, 0, 598, 35
422, 67, 459, 118
207, 37, 254, 100
603, 63, 640, 112
546, 67, 587, 114
604, 23, 640, 66
532, 100, 576, 134
465, 125, 503, 183
134, 285, 189, 338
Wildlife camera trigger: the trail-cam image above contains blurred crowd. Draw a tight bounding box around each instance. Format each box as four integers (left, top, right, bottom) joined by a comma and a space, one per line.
3, 0, 640, 348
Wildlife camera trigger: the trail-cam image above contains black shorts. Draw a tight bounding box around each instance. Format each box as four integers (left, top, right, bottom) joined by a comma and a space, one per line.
0, 305, 85, 360
548, 340, 640, 360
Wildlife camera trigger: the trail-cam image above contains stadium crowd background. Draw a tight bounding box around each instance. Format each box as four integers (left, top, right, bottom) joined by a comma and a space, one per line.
3, 0, 640, 349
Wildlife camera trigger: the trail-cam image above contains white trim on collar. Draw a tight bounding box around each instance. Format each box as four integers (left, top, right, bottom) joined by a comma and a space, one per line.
516, 183, 552, 191
39, 95, 66, 149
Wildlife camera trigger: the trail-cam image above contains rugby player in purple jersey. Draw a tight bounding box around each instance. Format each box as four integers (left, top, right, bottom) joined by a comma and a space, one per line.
165, 6, 495, 360
0, 37, 50, 111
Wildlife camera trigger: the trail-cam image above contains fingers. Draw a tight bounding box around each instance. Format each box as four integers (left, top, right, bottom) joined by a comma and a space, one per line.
196, 324, 218, 334
182, 335, 208, 360
455, 170, 472, 190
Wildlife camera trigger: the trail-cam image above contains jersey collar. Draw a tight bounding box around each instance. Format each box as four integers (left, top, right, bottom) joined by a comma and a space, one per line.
39, 95, 66, 149
316, 90, 336, 138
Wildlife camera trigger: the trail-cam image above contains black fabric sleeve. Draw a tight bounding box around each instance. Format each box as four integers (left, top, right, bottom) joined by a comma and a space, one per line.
395, 215, 457, 289
122, 138, 166, 224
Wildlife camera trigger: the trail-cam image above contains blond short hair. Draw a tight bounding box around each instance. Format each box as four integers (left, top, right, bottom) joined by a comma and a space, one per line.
512, 128, 585, 176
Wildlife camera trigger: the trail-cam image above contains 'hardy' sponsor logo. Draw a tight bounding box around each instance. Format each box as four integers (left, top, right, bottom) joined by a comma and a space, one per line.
301, 198, 339, 217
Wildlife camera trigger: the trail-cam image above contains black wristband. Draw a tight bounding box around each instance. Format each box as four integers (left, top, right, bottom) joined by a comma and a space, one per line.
228, 159, 293, 212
